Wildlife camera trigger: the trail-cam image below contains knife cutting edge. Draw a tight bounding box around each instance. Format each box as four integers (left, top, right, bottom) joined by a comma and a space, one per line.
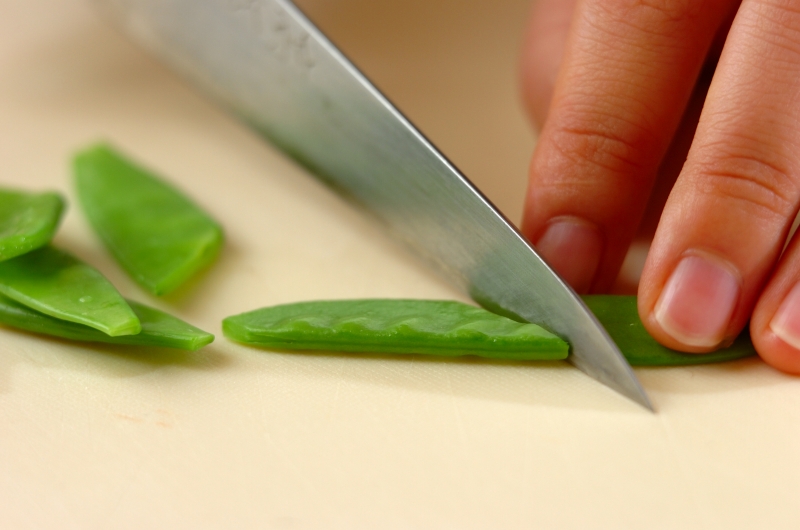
95, 0, 653, 411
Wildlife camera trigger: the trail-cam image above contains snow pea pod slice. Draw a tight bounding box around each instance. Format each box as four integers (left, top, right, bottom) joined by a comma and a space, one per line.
222, 299, 569, 360
73, 144, 224, 295
0, 246, 140, 336
0, 294, 213, 351
583, 295, 756, 366
0, 188, 64, 261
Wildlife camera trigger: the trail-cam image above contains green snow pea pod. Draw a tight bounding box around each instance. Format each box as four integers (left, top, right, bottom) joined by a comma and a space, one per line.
583, 295, 756, 366
73, 143, 224, 296
222, 299, 569, 360
0, 188, 64, 261
0, 294, 213, 351
0, 246, 140, 336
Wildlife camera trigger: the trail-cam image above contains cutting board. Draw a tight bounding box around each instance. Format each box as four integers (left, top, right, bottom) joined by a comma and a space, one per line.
1, 1, 799, 528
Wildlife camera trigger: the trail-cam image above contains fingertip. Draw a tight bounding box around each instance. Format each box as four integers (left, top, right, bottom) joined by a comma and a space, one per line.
752, 283, 800, 375
639, 251, 742, 353
751, 327, 800, 375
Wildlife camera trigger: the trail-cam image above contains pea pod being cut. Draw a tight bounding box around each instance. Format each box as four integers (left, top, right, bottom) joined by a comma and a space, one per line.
582, 295, 756, 366
223, 296, 757, 366
73, 143, 224, 296
0, 294, 213, 351
0, 188, 64, 261
0, 246, 140, 336
222, 299, 569, 360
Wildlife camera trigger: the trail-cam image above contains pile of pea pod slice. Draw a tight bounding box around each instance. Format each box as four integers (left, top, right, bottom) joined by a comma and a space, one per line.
0, 143, 757, 365
0, 144, 219, 351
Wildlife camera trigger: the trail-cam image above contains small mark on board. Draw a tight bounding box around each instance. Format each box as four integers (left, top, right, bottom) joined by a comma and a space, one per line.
113, 409, 176, 428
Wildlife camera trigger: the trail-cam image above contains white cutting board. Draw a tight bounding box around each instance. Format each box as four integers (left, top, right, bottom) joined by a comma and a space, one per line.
1, 1, 799, 529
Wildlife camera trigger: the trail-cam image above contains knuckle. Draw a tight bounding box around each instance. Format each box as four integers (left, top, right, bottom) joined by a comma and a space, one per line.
695, 151, 799, 222
631, 0, 701, 22
597, 0, 706, 28
548, 109, 652, 176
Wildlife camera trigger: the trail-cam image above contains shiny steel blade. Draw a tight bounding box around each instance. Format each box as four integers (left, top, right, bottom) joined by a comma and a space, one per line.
96, 0, 652, 410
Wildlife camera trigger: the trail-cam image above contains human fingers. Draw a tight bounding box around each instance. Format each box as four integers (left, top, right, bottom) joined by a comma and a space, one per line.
633, 6, 739, 242
519, 0, 578, 128
613, 10, 740, 292
639, 0, 800, 357
522, 0, 734, 293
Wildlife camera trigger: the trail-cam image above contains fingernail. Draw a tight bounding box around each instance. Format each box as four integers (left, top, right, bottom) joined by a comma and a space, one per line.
535, 217, 602, 293
654, 253, 740, 348
769, 283, 800, 350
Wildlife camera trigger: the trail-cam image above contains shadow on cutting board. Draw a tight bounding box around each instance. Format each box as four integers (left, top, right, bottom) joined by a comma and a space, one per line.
0, 327, 230, 381
635, 357, 783, 395
229, 344, 788, 413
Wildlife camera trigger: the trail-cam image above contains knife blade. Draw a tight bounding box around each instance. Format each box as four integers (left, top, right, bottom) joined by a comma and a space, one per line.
95, 0, 653, 411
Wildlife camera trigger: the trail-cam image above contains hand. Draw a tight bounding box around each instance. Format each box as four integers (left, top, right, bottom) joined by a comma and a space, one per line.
519, 0, 800, 373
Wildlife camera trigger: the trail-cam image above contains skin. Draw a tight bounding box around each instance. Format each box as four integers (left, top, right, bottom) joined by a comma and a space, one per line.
520, 0, 800, 373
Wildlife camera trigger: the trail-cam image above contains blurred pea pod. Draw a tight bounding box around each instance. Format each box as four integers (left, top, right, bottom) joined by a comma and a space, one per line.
223, 299, 569, 360
73, 144, 223, 296
0, 188, 64, 261
0, 246, 140, 336
0, 294, 213, 351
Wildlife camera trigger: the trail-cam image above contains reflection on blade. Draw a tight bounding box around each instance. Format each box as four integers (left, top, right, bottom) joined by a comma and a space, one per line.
95, 0, 653, 410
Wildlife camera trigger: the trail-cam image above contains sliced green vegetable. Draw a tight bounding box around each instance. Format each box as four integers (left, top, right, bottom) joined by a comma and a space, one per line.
0, 188, 64, 261
73, 143, 224, 296
222, 299, 569, 360
0, 246, 140, 336
583, 295, 756, 366
0, 294, 213, 351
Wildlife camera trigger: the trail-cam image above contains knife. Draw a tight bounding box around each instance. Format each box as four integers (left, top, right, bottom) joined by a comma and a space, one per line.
94, 0, 653, 411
